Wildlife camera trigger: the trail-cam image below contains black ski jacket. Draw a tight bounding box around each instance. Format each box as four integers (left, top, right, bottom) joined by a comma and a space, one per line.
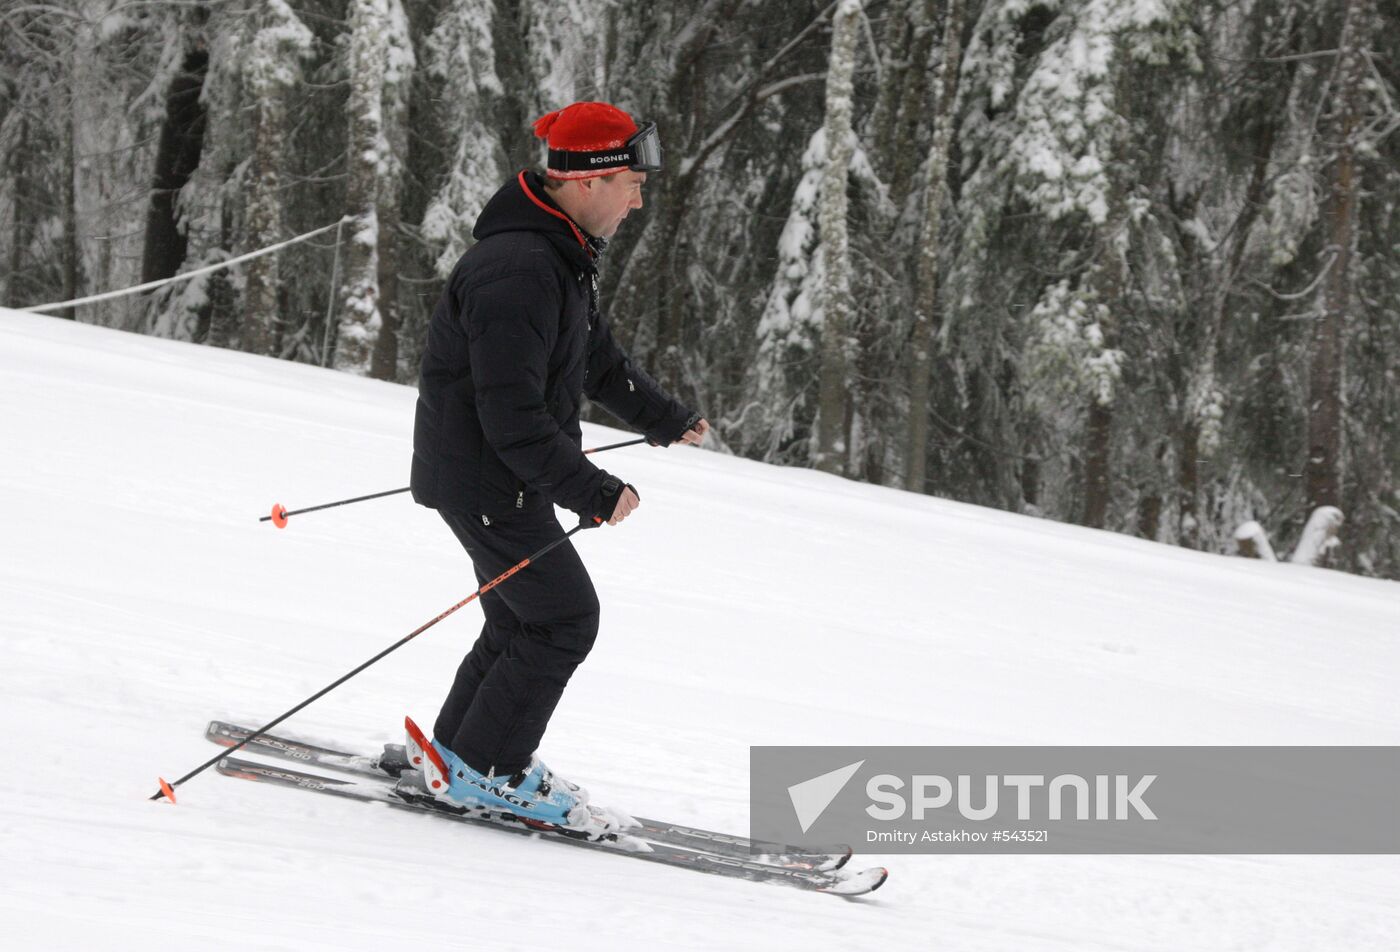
411, 170, 695, 521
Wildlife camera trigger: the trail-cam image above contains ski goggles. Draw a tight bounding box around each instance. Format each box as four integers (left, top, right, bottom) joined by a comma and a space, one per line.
547, 122, 664, 175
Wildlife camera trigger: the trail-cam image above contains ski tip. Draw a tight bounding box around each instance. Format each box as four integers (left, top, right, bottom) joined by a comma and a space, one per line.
270, 503, 288, 528
156, 777, 178, 805
822, 865, 888, 896
205, 721, 236, 746
813, 848, 852, 873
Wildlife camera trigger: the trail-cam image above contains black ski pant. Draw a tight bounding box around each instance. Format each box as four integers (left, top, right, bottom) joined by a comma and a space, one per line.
432, 507, 599, 776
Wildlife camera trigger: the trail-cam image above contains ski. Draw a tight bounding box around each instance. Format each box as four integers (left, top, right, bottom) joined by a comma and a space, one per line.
205, 720, 851, 872
215, 755, 887, 897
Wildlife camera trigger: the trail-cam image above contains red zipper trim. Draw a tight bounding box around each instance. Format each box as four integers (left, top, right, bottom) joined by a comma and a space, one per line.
517, 170, 591, 255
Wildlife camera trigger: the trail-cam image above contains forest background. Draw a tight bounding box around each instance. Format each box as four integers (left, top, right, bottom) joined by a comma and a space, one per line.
4, 0, 1397, 580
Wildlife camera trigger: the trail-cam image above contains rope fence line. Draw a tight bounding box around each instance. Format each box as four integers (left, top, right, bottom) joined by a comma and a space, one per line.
20, 217, 355, 315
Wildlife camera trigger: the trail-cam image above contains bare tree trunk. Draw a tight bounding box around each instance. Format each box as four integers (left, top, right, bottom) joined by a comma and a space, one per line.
814, 0, 862, 475
240, 89, 284, 355
141, 46, 209, 284
1306, 0, 1371, 514
1178, 419, 1200, 546
1082, 230, 1126, 529
1021, 452, 1041, 511
61, 46, 79, 321
370, 197, 402, 381
651, 187, 688, 381
870, 2, 914, 179
904, 0, 965, 492
1138, 489, 1162, 540
6, 114, 27, 307
1082, 400, 1113, 528
202, 190, 239, 347
888, 0, 938, 209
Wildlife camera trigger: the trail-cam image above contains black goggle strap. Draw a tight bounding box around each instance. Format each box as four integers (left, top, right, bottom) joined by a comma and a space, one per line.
547, 146, 638, 173
547, 122, 663, 173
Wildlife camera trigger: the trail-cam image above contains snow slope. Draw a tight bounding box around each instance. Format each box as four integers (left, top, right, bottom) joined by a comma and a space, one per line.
1, 308, 1397, 950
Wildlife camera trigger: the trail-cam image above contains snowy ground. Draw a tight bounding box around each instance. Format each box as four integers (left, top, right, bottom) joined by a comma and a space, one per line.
1, 308, 1397, 950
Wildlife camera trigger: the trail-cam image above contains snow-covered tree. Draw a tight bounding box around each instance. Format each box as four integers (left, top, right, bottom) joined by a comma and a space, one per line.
749, 123, 887, 469
953, 0, 1196, 525
751, 130, 827, 464
368, 0, 414, 382
335, 0, 413, 377
418, 0, 505, 278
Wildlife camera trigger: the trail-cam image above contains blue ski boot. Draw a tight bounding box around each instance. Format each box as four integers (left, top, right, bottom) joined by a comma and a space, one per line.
432, 740, 587, 825
403, 716, 592, 830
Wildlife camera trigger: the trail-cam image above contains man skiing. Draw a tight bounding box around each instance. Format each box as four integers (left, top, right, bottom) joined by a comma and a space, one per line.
409, 101, 708, 833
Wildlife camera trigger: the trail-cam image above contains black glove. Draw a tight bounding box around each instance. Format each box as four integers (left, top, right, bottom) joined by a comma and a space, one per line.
647, 411, 703, 447
582, 475, 640, 526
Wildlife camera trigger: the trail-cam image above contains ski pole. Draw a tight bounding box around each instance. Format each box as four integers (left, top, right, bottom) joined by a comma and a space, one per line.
583, 437, 648, 455
151, 520, 599, 803
261, 437, 647, 527
262, 487, 408, 526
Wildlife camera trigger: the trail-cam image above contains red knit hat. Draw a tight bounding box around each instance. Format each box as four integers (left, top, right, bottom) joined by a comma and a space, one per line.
534, 102, 640, 180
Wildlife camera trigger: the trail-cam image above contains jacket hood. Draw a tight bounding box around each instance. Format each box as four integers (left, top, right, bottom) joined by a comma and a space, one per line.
472, 170, 605, 271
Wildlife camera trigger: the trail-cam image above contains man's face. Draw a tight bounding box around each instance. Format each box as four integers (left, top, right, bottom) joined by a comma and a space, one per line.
582, 170, 646, 238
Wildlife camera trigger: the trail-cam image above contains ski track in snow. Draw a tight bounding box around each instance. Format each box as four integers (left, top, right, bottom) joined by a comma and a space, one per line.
1, 309, 1397, 950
